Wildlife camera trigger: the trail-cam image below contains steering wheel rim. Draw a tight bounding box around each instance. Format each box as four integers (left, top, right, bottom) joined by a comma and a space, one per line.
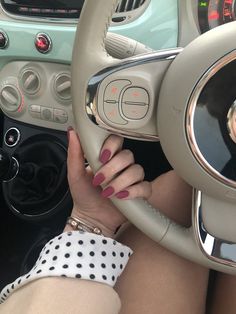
71, 0, 236, 273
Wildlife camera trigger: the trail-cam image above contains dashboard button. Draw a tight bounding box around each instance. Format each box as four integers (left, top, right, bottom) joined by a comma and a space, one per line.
4, 128, 20, 147
0, 31, 8, 49
104, 102, 127, 125
104, 80, 131, 102
41, 107, 53, 121
53, 108, 68, 123
35, 33, 52, 54
121, 103, 149, 120
122, 87, 149, 105
29, 104, 41, 119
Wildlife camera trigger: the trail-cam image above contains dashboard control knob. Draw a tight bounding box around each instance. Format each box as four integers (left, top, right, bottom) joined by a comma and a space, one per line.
0, 148, 19, 181
21, 69, 40, 94
54, 73, 71, 100
0, 85, 22, 112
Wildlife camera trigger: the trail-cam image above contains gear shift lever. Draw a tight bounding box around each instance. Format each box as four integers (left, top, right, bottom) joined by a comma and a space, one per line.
0, 148, 19, 181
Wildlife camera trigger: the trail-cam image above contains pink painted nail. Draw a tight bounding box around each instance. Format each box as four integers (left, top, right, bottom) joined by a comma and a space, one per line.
92, 173, 105, 186
116, 190, 129, 199
99, 149, 111, 164
102, 186, 115, 198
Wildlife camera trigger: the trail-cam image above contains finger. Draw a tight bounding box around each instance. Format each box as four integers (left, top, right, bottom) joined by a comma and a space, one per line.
121, 181, 152, 200
99, 135, 124, 164
67, 128, 86, 184
102, 181, 151, 200
101, 164, 145, 198
93, 149, 135, 186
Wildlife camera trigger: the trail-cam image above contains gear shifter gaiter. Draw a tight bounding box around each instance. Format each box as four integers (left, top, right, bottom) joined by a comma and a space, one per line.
3, 134, 68, 218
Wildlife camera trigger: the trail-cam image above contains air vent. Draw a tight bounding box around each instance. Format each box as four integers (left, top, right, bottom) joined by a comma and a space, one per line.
112, 0, 149, 25
116, 0, 146, 13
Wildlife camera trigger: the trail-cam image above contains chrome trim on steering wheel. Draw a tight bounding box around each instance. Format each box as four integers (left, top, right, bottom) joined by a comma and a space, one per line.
86, 48, 183, 141
186, 49, 236, 188
193, 189, 236, 267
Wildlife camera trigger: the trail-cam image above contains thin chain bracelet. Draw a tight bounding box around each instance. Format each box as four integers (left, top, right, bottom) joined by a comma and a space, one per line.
66, 216, 104, 236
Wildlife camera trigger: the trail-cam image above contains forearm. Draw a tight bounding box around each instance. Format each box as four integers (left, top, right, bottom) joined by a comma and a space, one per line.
0, 230, 132, 313
0, 278, 121, 314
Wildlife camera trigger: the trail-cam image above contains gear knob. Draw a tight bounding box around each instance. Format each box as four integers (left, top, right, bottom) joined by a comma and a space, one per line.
0, 148, 19, 181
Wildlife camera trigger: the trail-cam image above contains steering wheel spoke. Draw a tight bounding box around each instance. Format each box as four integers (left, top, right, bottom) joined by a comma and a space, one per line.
193, 190, 236, 267
86, 49, 181, 141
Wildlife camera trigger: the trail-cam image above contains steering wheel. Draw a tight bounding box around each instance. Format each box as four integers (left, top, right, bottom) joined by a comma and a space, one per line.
71, 0, 236, 273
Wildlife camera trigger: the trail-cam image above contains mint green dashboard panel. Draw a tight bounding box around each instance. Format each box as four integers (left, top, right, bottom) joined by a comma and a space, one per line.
0, 0, 178, 67
111, 0, 178, 50
0, 21, 76, 66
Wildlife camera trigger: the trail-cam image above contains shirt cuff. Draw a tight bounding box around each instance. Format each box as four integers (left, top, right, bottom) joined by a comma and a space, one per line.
0, 230, 133, 304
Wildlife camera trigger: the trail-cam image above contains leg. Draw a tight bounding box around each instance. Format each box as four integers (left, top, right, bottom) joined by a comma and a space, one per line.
207, 273, 236, 314
114, 171, 209, 314
115, 226, 209, 314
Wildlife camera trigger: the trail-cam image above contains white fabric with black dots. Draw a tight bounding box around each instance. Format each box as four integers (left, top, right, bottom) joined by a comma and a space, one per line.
0, 230, 132, 304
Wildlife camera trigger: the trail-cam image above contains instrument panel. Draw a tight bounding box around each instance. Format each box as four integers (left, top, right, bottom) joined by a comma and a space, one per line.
198, 0, 236, 33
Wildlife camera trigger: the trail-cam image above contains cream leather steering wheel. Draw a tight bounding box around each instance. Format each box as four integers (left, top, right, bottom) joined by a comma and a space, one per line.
72, 0, 236, 273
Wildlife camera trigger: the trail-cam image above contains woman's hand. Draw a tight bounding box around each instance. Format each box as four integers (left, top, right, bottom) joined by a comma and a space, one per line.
67, 129, 151, 237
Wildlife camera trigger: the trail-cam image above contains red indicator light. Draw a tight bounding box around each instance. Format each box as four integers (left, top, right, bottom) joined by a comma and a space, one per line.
208, 10, 220, 20
108, 109, 116, 117
224, 10, 231, 16
111, 87, 118, 94
35, 33, 51, 54
37, 39, 46, 49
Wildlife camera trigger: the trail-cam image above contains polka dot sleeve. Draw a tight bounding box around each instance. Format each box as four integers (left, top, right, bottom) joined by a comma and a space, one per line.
0, 231, 133, 304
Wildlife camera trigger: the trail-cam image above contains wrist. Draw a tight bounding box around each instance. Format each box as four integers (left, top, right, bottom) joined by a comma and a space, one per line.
64, 210, 115, 238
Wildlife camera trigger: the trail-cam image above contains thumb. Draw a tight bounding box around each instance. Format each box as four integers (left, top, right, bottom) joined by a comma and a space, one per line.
67, 128, 86, 182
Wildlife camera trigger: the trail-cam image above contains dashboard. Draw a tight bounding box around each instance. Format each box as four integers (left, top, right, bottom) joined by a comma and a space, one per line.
0, 0, 234, 134
0, 0, 179, 134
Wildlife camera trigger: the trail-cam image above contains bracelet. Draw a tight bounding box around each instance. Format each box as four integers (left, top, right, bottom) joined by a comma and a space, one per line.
66, 216, 104, 236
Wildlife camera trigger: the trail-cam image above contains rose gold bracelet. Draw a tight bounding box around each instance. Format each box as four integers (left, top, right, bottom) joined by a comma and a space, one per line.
66, 216, 104, 236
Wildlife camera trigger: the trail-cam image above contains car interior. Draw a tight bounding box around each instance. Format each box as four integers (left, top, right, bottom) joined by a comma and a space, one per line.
1, 0, 236, 293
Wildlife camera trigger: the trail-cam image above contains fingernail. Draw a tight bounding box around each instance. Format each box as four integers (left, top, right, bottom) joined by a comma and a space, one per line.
116, 190, 129, 199
92, 173, 105, 186
99, 149, 111, 164
67, 126, 73, 142
102, 186, 115, 198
